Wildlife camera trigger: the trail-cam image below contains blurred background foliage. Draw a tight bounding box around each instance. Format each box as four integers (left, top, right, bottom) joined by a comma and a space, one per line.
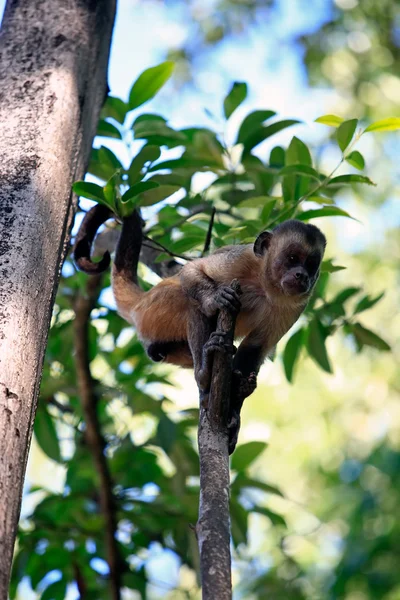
6, 0, 400, 598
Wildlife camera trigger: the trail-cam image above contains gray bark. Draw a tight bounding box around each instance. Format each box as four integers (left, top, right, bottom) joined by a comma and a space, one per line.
196, 281, 241, 600
0, 0, 116, 594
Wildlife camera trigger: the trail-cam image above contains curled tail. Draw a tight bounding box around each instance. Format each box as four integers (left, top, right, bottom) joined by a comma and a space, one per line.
112, 210, 144, 323
73, 205, 144, 322
73, 204, 112, 274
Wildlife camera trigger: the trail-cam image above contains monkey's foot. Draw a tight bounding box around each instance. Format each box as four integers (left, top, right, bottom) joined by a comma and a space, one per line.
216, 286, 241, 315
232, 370, 257, 400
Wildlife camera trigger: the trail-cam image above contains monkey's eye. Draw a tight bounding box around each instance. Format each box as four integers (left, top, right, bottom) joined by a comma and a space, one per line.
288, 255, 297, 264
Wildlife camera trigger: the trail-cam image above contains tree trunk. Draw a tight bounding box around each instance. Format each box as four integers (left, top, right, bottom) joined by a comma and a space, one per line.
0, 0, 116, 594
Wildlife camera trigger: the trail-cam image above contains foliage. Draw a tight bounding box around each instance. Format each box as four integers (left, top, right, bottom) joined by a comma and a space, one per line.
12, 58, 397, 600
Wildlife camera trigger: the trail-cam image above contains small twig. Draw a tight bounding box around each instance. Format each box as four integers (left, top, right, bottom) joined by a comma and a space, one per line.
142, 236, 192, 262
201, 207, 216, 257
196, 280, 242, 600
73, 275, 123, 600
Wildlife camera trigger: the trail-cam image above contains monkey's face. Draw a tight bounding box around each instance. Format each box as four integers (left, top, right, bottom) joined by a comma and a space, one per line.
276, 243, 322, 296
253, 221, 326, 298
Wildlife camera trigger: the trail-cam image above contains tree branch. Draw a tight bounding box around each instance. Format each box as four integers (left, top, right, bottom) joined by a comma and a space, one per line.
196, 280, 241, 600
73, 275, 123, 600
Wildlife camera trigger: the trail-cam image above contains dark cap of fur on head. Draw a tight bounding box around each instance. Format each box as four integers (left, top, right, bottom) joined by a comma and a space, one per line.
272, 219, 327, 248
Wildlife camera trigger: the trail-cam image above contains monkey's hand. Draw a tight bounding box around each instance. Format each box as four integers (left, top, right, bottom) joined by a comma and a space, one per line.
228, 370, 257, 454
204, 286, 241, 317
196, 331, 237, 392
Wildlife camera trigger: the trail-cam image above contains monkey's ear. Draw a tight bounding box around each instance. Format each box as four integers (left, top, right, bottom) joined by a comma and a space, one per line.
254, 231, 272, 257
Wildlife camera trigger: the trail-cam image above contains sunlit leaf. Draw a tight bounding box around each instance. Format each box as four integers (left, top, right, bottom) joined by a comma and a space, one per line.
297, 206, 354, 221
72, 181, 106, 203
283, 328, 305, 382
363, 117, 400, 133
345, 150, 365, 170
223, 81, 247, 119
321, 259, 346, 273
336, 119, 358, 152
252, 506, 287, 527
327, 174, 375, 186
41, 579, 67, 600
238, 195, 275, 208
331, 287, 360, 304
315, 114, 344, 127
231, 441, 267, 471
128, 61, 175, 110
280, 164, 322, 181
269, 145, 285, 167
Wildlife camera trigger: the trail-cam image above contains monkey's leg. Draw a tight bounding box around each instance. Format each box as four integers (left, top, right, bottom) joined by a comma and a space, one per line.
228, 341, 265, 453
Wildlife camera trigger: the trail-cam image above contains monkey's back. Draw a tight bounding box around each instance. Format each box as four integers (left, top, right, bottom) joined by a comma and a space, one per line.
134, 276, 189, 343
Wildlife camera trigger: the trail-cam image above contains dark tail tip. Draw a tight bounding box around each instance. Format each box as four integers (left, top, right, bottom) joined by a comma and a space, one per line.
73, 204, 113, 274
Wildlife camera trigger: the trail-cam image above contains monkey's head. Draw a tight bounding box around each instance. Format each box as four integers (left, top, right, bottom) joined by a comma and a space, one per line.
254, 220, 326, 297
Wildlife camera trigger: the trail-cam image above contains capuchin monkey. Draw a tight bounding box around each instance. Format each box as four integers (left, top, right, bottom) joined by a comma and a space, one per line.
74, 206, 326, 452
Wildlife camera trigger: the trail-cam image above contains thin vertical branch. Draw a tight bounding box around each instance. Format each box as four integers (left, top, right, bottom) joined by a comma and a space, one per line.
196, 280, 241, 600
73, 275, 123, 600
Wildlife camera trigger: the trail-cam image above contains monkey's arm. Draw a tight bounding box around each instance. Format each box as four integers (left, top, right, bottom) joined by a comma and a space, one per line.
180, 256, 241, 317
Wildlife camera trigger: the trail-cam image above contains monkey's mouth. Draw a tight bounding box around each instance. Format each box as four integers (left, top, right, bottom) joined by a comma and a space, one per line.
281, 275, 309, 296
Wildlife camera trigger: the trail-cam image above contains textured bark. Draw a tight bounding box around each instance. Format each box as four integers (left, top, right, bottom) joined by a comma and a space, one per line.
196, 281, 241, 600
0, 0, 116, 594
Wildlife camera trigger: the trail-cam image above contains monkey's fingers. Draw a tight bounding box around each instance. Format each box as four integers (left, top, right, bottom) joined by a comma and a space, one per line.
217, 286, 241, 313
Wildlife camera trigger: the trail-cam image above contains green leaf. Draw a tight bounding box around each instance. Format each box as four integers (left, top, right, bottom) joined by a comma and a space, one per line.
354, 292, 384, 314
137, 184, 181, 207
129, 61, 175, 110
148, 156, 222, 172
100, 95, 128, 124
350, 323, 390, 351
242, 119, 301, 154
128, 145, 161, 185
280, 164, 322, 181
34, 404, 62, 463
41, 579, 67, 600
88, 146, 123, 182
231, 441, 267, 471
337, 119, 358, 152
133, 120, 186, 147
363, 117, 400, 133
237, 110, 276, 145
307, 319, 332, 373
103, 171, 120, 212
97, 119, 122, 140
286, 136, 312, 166
72, 181, 105, 202
345, 150, 365, 170
121, 181, 160, 203
283, 328, 305, 383
232, 474, 283, 496
223, 81, 247, 119
321, 259, 346, 273
297, 206, 354, 221
331, 286, 361, 304
269, 145, 285, 167
315, 114, 344, 127
327, 174, 375, 187
157, 414, 177, 453
252, 506, 287, 527
238, 195, 275, 208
